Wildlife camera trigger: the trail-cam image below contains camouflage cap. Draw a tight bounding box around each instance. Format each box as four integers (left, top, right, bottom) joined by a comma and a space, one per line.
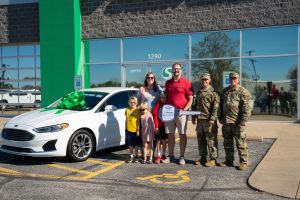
229, 72, 240, 78
200, 73, 211, 79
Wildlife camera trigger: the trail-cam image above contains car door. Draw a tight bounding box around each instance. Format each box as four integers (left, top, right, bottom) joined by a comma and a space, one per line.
97, 90, 137, 148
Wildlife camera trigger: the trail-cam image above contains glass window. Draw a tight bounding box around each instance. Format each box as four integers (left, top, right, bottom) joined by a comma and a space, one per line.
242, 56, 297, 118
89, 64, 121, 87
150, 62, 188, 87
125, 64, 148, 87
242, 26, 297, 56
36, 69, 40, 79
19, 81, 38, 90
19, 57, 35, 68
89, 39, 120, 63
101, 91, 134, 110
20, 70, 35, 81
36, 56, 40, 67
192, 31, 240, 59
123, 34, 189, 61
35, 45, 40, 55
2, 46, 17, 57
19, 45, 34, 56
2, 58, 18, 69
1, 69, 18, 80
191, 59, 240, 92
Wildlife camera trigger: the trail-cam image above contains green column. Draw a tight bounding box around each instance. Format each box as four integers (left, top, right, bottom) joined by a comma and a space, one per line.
39, 0, 82, 107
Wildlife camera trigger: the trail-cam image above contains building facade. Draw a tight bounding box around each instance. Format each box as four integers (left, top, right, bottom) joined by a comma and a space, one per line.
0, 0, 299, 121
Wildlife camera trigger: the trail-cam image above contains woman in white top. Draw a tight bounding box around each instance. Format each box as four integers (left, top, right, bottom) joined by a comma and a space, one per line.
138, 72, 163, 111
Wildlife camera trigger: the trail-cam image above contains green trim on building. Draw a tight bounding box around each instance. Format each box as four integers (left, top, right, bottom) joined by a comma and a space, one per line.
83, 40, 90, 88
39, 0, 82, 107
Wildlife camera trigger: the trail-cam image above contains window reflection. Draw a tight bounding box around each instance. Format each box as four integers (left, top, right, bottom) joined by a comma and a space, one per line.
89, 64, 121, 87
2, 46, 17, 57
19, 45, 34, 56
192, 31, 239, 59
125, 64, 148, 87
2, 58, 17, 69
20, 70, 36, 81
89, 39, 120, 63
242, 26, 297, 56
0, 44, 41, 116
191, 59, 239, 93
1, 69, 18, 80
150, 63, 188, 87
242, 56, 297, 117
19, 57, 35, 68
123, 34, 189, 61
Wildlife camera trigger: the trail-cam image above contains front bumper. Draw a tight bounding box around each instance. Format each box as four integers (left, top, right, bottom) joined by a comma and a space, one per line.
0, 124, 70, 157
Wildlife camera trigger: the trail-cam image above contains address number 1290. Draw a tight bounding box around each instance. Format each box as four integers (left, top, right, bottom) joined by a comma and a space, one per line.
148, 53, 162, 60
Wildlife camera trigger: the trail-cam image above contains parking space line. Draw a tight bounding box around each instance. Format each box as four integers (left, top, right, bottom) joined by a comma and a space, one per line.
0, 159, 125, 181
80, 161, 125, 180
0, 166, 86, 181
85, 159, 115, 166
0, 167, 22, 176
47, 164, 91, 175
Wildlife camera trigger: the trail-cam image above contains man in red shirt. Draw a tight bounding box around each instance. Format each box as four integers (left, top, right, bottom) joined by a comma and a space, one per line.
271, 84, 279, 113
162, 63, 194, 165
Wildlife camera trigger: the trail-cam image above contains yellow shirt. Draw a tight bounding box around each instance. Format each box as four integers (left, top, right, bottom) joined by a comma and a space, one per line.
125, 107, 139, 132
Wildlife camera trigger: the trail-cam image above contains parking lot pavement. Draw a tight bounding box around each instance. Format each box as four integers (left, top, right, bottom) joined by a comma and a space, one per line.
0, 138, 290, 200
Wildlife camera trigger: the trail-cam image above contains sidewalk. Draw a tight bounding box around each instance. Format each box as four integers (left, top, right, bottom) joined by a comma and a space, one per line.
187, 120, 300, 199
1, 117, 300, 199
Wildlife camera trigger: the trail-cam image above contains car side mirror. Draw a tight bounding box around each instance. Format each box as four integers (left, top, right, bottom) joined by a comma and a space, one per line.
104, 105, 117, 112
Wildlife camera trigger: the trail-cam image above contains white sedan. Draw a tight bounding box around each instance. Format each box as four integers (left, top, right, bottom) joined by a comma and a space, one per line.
0, 87, 138, 162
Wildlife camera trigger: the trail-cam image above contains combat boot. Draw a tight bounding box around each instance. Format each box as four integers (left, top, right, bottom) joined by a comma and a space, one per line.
219, 161, 234, 167
239, 163, 248, 171
195, 157, 207, 165
205, 159, 216, 167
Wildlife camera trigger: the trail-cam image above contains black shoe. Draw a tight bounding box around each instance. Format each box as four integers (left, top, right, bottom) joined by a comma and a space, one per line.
133, 156, 139, 163
126, 156, 134, 163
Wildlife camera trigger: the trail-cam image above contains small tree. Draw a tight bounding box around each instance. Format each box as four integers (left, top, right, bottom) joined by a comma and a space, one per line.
191, 32, 239, 92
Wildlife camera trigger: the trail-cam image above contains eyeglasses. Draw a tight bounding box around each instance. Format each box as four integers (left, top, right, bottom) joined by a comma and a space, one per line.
147, 77, 154, 80
173, 68, 181, 71
129, 101, 136, 104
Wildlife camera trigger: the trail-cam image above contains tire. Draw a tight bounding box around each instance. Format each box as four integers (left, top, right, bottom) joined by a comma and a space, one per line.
67, 129, 94, 162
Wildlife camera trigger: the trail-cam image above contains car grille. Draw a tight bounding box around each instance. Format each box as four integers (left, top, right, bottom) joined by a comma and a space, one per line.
1, 145, 33, 153
1, 128, 34, 141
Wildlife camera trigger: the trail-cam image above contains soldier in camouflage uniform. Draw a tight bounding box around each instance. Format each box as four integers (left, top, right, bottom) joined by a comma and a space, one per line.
219, 72, 251, 171
192, 73, 219, 167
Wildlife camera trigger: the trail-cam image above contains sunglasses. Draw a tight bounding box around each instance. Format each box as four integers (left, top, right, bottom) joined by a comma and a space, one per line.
147, 77, 154, 80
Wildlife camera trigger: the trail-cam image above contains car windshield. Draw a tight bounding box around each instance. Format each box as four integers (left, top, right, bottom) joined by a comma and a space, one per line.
48, 91, 109, 111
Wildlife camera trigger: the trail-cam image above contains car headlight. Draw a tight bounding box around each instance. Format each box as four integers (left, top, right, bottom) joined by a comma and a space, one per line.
33, 123, 69, 133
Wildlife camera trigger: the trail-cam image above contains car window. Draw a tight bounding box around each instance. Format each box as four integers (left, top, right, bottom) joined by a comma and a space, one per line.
98, 90, 137, 111
84, 92, 108, 110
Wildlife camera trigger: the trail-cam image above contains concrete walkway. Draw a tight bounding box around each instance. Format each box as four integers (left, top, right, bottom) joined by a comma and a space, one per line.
1, 117, 300, 199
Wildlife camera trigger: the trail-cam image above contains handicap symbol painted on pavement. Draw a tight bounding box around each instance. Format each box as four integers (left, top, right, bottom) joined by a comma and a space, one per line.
136, 170, 190, 185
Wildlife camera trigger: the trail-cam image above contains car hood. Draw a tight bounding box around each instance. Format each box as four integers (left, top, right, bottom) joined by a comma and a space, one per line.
6, 109, 87, 128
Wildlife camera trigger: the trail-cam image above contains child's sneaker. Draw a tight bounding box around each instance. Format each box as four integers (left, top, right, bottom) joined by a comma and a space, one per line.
154, 156, 161, 164
133, 156, 139, 163
141, 160, 147, 164
147, 159, 153, 164
126, 156, 134, 163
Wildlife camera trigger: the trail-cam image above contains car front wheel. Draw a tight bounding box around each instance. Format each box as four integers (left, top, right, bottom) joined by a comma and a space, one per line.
67, 130, 94, 162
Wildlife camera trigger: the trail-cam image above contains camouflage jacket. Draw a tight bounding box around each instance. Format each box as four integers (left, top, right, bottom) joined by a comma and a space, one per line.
219, 85, 251, 124
192, 85, 219, 121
